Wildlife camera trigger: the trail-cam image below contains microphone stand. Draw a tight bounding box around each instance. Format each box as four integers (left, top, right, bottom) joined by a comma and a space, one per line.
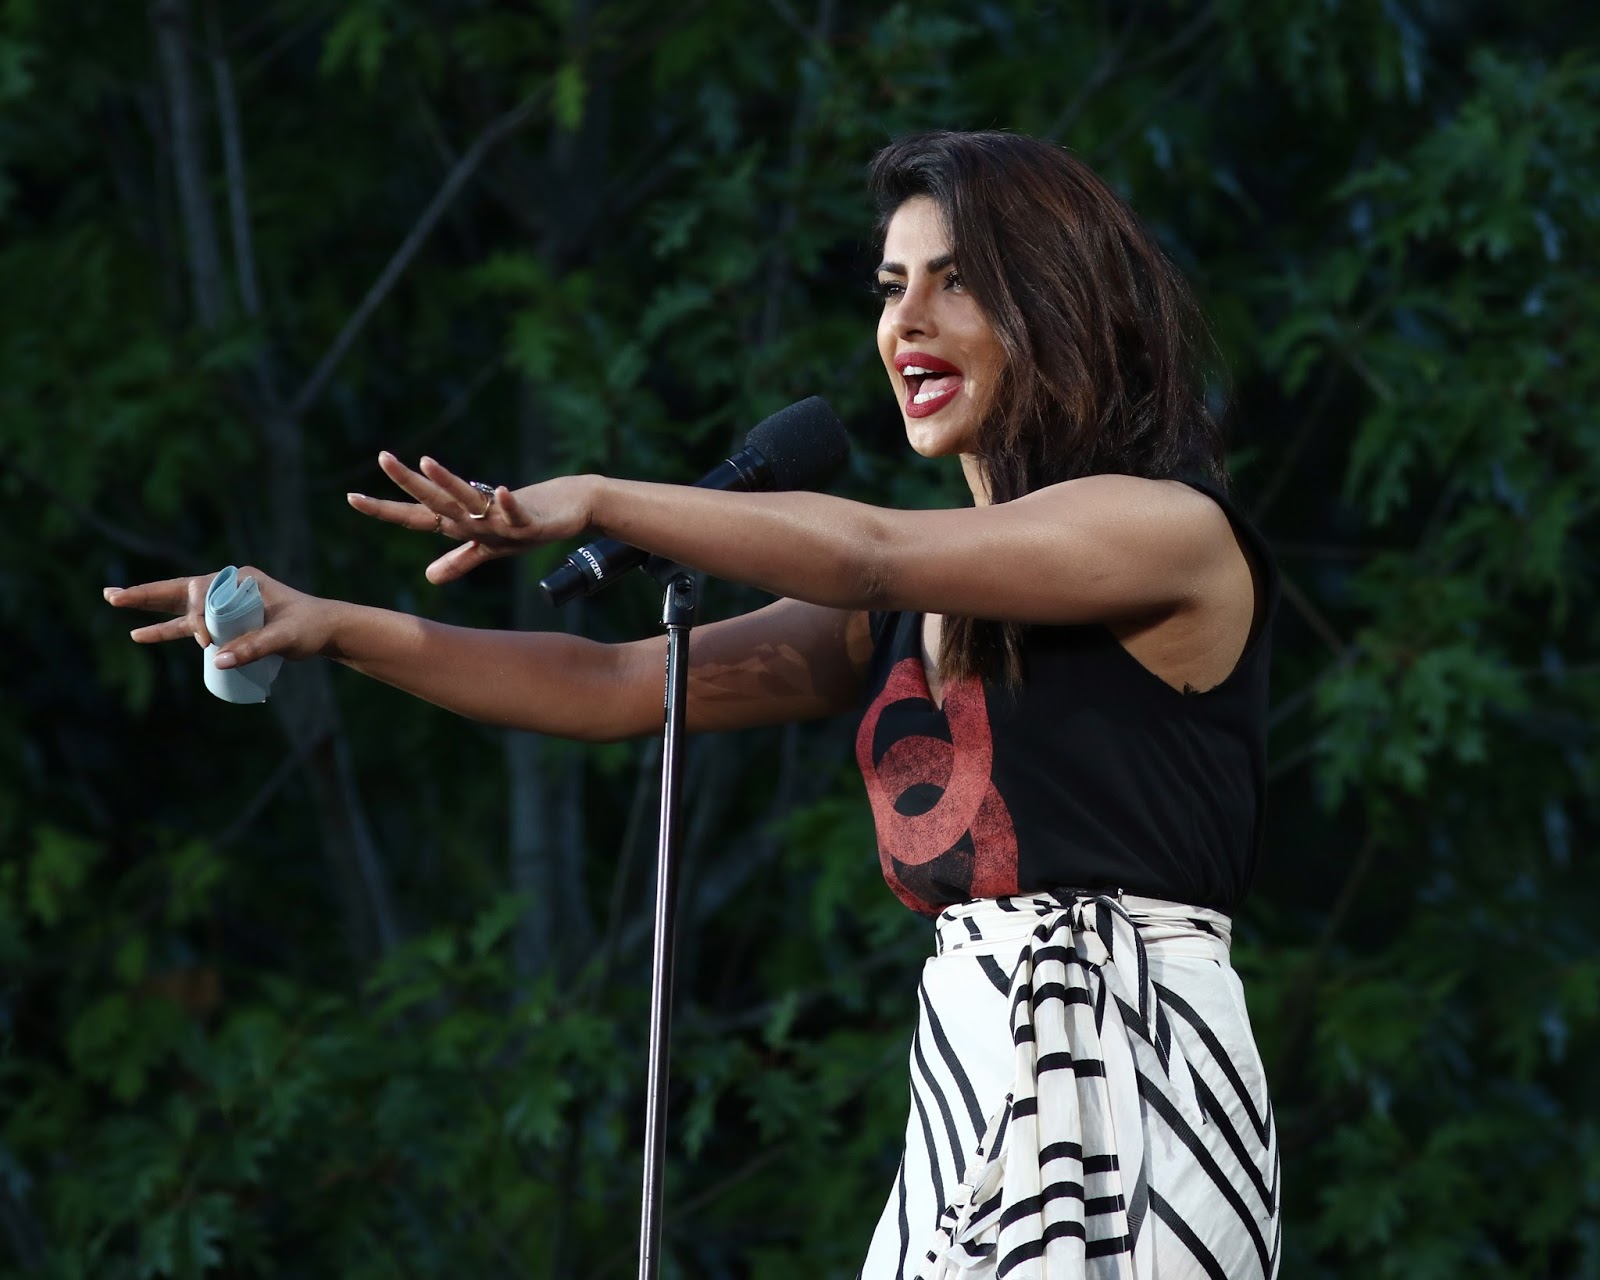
637, 566, 697, 1280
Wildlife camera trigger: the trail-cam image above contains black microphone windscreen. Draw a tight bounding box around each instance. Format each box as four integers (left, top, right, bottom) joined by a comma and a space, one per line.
743, 397, 849, 491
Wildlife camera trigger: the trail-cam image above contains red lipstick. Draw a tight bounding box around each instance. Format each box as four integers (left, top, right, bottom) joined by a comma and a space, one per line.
894, 352, 965, 418
893, 352, 962, 375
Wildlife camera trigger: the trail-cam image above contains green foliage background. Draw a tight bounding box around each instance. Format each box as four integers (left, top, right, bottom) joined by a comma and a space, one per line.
3, 0, 1598, 1276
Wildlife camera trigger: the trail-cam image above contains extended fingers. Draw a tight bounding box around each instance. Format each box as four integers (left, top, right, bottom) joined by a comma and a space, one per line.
103, 576, 196, 612
348, 491, 441, 533
419, 456, 497, 518
376, 451, 470, 519
128, 617, 211, 646
358, 456, 544, 563
106, 575, 213, 645
425, 539, 512, 584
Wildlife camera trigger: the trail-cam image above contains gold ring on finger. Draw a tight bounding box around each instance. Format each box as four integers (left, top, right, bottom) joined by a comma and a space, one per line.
433, 512, 443, 535
468, 480, 496, 520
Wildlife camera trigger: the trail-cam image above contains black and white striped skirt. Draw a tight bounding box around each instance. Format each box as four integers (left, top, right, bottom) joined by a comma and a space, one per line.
860, 891, 1280, 1279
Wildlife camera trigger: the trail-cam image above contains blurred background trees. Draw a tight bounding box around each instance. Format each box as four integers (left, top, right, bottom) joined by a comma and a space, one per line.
2, 0, 1597, 1276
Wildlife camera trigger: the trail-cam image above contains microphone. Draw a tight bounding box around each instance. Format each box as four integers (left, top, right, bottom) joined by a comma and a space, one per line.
539, 396, 849, 607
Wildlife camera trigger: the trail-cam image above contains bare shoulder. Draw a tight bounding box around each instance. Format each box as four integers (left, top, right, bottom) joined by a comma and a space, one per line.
1018, 473, 1244, 581
1035, 472, 1236, 536
1052, 477, 1264, 690
878, 471, 1250, 627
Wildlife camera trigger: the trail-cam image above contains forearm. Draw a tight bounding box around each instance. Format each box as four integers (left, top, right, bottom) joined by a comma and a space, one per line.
587, 479, 893, 610
321, 600, 651, 741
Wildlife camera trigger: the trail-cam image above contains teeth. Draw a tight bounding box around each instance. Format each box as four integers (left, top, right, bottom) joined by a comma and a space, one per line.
913, 388, 952, 404
902, 365, 932, 376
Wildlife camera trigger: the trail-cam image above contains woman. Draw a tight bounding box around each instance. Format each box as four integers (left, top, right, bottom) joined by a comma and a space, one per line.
107, 131, 1280, 1278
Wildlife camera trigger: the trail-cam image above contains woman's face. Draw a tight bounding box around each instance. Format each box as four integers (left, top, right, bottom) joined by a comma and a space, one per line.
875, 195, 1006, 462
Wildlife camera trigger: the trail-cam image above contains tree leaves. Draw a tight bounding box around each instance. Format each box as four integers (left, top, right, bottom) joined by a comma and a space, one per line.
3, 1, 1599, 1276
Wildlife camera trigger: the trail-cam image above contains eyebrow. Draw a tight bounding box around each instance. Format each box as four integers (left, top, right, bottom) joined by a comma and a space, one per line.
874, 253, 957, 276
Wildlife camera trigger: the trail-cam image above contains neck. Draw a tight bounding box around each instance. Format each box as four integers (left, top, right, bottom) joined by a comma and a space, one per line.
960, 453, 990, 506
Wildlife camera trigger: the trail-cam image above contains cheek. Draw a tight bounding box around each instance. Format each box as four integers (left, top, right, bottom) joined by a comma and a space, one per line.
954, 308, 1005, 390
970, 340, 1008, 405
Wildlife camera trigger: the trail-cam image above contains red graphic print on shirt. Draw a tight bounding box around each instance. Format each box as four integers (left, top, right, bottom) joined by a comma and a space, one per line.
855, 657, 1019, 913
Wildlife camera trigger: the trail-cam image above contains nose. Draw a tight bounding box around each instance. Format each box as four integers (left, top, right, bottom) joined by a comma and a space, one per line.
891, 278, 937, 341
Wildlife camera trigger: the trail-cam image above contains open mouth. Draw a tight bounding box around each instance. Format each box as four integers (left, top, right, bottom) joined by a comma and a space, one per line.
895, 353, 964, 418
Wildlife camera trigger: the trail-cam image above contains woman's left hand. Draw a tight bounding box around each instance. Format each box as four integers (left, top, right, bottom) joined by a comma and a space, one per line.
348, 453, 598, 584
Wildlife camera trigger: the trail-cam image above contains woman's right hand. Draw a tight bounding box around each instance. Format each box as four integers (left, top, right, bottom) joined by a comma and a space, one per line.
346, 452, 599, 584
103, 567, 335, 669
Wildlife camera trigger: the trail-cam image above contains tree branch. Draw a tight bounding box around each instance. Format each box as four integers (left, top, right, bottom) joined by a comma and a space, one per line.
288, 86, 551, 421
0, 1163, 47, 1273
761, 0, 834, 59
289, 0, 716, 424
1047, 0, 1149, 139
332, 356, 501, 484
213, 737, 315, 850
1280, 570, 1347, 658
188, 7, 400, 963
595, 738, 663, 998
150, 0, 228, 329
1252, 287, 1400, 526
10, 459, 195, 569
1089, 46, 1218, 164
207, 3, 263, 323
412, 88, 541, 241
239, 16, 317, 81
1250, 364, 1341, 525
1271, 832, 1380, 1094
1265, 733, 1319, 782
1119, 0, 1220, 78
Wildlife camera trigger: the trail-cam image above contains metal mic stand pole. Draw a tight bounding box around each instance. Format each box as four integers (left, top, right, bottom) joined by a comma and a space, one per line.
638, 569, 697, 1280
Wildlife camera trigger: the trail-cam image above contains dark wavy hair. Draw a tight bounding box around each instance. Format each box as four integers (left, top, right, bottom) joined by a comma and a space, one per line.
868, 130, 1226, 683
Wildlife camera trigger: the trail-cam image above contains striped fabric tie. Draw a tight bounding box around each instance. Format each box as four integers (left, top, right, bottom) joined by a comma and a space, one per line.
919, 893, 1235, 1280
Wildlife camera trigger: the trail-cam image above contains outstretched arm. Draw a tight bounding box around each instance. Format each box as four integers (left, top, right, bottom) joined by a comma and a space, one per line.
321, 594, 870, 740
105, 572, 871, 741
590, 472, 1235, 624
354, 456, 1242, 627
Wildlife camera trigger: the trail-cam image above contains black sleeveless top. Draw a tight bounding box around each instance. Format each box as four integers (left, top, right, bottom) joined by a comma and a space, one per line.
854, 478, 1278, 918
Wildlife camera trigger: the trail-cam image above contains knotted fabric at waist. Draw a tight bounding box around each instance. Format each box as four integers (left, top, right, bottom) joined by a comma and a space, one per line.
933, 889, 1232, 960
919, 889, 1248, 1278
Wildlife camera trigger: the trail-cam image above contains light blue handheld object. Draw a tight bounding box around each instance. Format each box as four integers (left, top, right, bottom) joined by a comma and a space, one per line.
203, 567, 283, 704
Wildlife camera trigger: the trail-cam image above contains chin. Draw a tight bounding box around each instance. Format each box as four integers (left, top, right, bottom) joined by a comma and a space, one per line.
904, 416, 978, 458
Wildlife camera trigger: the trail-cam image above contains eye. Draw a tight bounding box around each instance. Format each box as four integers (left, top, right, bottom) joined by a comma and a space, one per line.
943, 269, 964, 292
873, 277, 905, 301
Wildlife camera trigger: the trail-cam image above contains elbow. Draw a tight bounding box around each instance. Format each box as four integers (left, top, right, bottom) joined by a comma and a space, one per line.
571, 718, 645, 746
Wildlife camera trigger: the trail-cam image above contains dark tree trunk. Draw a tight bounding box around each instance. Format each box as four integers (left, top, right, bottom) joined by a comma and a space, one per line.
152, 0, 401, 961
